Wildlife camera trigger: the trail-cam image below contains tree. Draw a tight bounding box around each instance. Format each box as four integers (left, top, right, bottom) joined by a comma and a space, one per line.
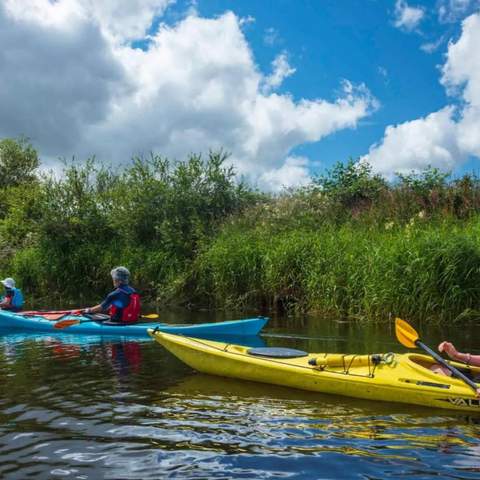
0, 137, 39, 189
313, 159, 387, 209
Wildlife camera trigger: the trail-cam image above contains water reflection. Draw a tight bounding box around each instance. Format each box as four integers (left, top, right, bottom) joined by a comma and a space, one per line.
0, 315, 480, 479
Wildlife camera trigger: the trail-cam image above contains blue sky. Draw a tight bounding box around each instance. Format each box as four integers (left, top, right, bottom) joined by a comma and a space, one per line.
1, 0, 480, 189
189, 0, 470, 174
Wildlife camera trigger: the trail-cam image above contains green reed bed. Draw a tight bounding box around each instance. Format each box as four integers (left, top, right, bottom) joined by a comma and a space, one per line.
190, 219, 480, 322
3, 137, 480, 322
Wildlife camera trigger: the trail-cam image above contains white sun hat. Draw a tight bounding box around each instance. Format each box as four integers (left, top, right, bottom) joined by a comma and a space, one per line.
1, 278, 15, 289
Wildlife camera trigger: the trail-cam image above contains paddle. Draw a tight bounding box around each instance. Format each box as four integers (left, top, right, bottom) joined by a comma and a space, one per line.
20, 310, 84, 321
18, 309, 82, 322
395, 318, 479, 395
54, 313, 159, 329
21, 309, 83, 316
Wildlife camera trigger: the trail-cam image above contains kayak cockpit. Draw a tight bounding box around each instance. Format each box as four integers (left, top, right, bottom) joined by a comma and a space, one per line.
405, 353, 480, 383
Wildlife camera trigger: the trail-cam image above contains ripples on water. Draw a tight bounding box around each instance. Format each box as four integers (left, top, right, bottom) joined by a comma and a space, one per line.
0, 321, 480, 479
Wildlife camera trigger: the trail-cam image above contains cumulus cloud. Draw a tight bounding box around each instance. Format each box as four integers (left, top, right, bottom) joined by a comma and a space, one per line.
262, 53, 296, 93
4, 0, 173, 42
393, 0, 425, 31
364, 12, 480, 177
87, 0, 173, 42
442, 12, 480, 157
0, 1, 376, 189
0, 0, 127, 155
259, 156, 312, 191
441, 13, 480, 105
361, 107, 462, 178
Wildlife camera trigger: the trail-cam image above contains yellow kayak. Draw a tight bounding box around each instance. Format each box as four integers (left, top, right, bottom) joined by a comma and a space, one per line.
148, 329, 480, 413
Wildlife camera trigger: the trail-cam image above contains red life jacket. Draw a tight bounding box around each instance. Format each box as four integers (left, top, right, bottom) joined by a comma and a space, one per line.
109, 288, 141, 324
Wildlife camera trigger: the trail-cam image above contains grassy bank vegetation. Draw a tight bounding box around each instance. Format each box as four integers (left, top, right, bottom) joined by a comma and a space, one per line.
2, 137, 480, 322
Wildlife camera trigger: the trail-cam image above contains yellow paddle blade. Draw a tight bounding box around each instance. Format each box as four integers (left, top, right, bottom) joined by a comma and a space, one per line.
395, 318, 419, 349
141, 313, 159, 319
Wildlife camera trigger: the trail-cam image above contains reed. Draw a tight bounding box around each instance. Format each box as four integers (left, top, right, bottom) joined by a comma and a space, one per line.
189, 217, 480, 322
2, 137, 480, 322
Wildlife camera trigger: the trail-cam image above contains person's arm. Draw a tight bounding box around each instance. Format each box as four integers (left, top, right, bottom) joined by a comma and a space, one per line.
83, 304, 104, 314
0, 291, 13, 308
83, 290, 118, 314
438, 341, 480, 367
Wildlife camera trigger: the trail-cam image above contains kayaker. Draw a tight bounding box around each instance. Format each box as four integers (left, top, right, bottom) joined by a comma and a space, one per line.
82, 267, 141, 325
438, 341, 480, 367
0, 278, 24, 312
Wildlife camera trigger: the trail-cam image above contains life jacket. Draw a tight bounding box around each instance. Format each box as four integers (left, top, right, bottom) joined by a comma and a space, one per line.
3, 287, 24, 310
11, 288, 24, 309
108, 288, 140, 324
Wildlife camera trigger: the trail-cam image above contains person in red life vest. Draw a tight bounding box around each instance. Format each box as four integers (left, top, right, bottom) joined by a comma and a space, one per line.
82, 267, 141, 324
0, 278, 24, 312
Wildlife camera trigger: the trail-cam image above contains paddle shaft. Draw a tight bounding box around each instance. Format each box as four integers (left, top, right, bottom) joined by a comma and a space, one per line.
21, 309, 81, 316
417, 340, 478, 392
54, 314, 158, 329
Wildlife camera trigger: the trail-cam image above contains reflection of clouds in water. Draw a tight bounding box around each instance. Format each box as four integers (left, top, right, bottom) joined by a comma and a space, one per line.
452, 443, 480, 470
1, 343, 18, 364
2, 325, 480, 478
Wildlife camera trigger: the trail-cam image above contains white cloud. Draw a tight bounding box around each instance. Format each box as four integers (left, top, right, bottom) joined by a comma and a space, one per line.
259, 156, 312, 191
364, 12, 480, 177
377, 66, 388, 78
442, 12, 480, 157
87, 0, 173, 42
239, 15, 255, 27
4, 0, 173, 42
263, 27, 279, 46
420, 35, 446, 54
0, 0, 127, 156
441, 13, 480, 105
393, 0, 425, 31
0, 2, 376, 187
437, 0, 479, 23
262, 53, 296, 93
361, 107, 462, 178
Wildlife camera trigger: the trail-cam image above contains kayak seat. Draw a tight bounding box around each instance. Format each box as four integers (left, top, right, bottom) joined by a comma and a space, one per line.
247, 347, 308, 358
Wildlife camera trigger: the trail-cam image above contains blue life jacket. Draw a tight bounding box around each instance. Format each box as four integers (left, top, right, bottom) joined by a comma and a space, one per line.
11, 288, 24, 309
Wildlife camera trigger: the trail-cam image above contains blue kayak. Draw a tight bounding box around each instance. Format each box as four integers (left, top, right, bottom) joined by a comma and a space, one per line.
0, 310, 268, 337
0, 329, 268, 348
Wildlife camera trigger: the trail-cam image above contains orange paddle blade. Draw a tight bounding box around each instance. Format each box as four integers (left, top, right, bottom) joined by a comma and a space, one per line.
54, 319, 81, 329
43, 313, 68, 321
395, 318, 419, 349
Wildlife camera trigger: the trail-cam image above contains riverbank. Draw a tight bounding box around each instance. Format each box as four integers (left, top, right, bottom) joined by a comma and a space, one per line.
2, 138, 480, 322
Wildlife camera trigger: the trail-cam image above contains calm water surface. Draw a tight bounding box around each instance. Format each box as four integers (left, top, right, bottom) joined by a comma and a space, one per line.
1, 311, 480, 479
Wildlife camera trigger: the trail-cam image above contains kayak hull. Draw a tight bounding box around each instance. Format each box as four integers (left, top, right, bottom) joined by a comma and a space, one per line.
0, 310, 268, 337
150, 331, 480, 413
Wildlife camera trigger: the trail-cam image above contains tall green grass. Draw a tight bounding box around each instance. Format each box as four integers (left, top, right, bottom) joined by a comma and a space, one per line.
2, 137, 480, 322
188, 219, 480, 322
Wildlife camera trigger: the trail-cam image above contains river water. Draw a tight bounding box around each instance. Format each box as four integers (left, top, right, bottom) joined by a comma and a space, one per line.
0, 311, 479, 479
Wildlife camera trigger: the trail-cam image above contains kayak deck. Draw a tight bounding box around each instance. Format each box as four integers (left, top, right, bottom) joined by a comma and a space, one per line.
149, 331, 480, 413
